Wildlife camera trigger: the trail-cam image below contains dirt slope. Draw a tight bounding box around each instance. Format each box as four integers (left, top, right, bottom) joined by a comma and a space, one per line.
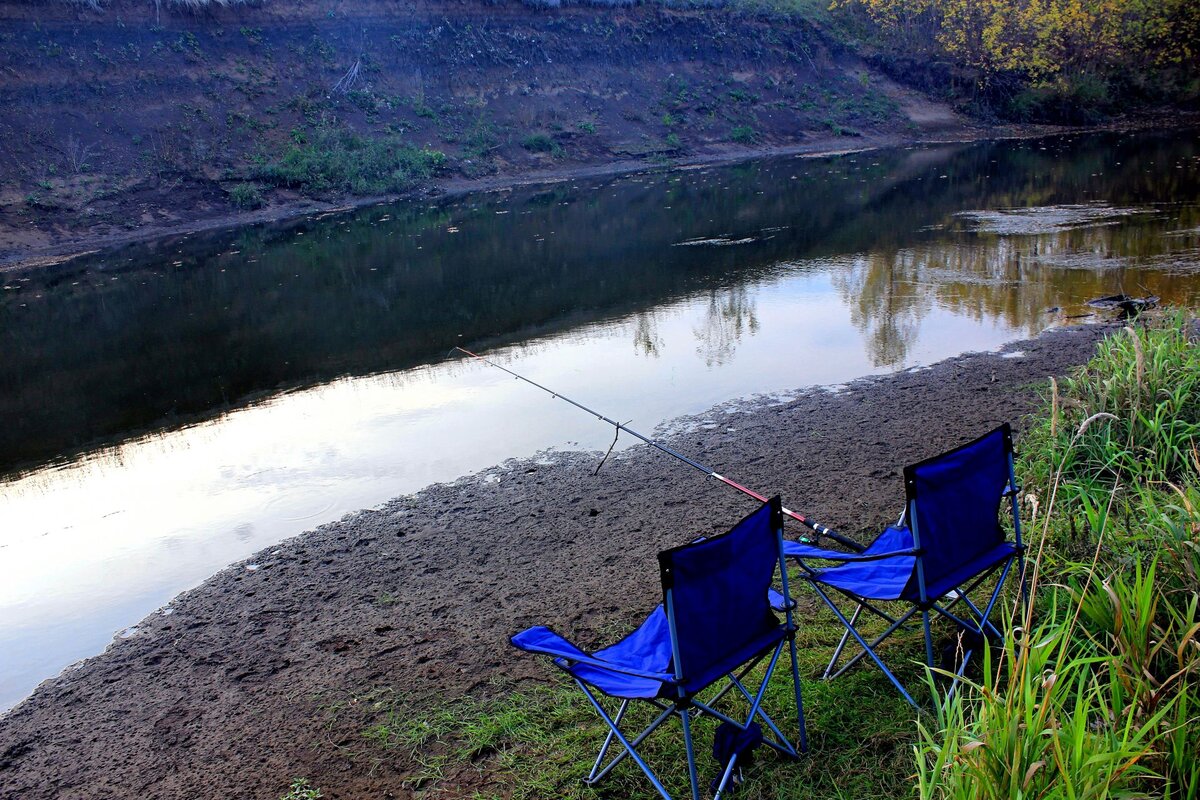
0, 0, 973, 264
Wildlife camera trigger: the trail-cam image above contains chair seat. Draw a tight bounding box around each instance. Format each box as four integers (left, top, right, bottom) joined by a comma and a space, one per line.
800, 526, 916, 600
581, 606, 675, 698
514, 604, 787, 699
907, 541, 1018, 603
511, 607, 675, 699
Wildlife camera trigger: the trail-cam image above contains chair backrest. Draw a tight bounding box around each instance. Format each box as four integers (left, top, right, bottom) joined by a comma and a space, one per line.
658, 497, 783, 691
903, 424, 1014, 597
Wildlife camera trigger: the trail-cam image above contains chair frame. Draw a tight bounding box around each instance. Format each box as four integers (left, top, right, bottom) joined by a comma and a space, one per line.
515, 498, 807, 800
798, 425, 1028, 707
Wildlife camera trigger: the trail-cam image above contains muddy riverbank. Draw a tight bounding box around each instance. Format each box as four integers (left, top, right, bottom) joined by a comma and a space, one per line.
0, 320, 1118, 799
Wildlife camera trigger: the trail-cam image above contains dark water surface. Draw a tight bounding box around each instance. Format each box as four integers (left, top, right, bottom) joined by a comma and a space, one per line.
2, 129, 1198, 710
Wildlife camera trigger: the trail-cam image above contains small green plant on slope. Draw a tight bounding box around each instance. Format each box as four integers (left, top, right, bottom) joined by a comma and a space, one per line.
279, 777, 321, 800
521, 133, 562, 157
227, 182, 264, 209
730, 125, 759, 144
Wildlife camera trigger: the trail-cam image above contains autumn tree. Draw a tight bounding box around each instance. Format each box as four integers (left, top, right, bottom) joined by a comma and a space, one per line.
840, 0, 1199, 114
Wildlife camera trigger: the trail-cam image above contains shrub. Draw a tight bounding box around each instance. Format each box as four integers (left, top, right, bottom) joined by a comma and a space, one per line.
1006, 72, 1112, 124
520, 133, 562, 157
1020, 315, 1200, 508
730, 125, 759, 144
252, 126, 446, 196
227, 182, 264, 209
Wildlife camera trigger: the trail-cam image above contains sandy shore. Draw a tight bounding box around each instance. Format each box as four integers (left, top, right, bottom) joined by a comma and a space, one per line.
0, 320, 1118, 799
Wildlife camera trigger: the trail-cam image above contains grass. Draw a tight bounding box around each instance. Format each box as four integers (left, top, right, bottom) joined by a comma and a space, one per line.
357, 619, 920, 799
227, 182, 263, 209
730, 125, 759, 144
917, 311, 1200, 800
278, 778, 321, 800
1020, 317, 1200, 512
520, 133, 563, 157
251, 125, 445, 196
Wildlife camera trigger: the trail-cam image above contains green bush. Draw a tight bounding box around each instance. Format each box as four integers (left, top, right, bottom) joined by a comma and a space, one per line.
730, 125, 759, 144
227, 182, 264, 209
1006, 72, 1112, 124
1020, 315, 1200, 510
252, 126, 446, 196
521, 133, 563, 157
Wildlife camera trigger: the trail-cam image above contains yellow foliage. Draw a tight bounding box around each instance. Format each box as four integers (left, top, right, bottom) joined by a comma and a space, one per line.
843, 0, 1200, 79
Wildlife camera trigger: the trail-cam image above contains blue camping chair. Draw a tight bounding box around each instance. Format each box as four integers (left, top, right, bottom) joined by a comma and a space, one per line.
511, 497, 806, 800
784, 424, 1027, 707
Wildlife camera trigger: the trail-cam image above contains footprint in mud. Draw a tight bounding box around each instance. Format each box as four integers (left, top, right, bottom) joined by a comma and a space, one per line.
316, 637, 359, 654
151, 706, 203, 749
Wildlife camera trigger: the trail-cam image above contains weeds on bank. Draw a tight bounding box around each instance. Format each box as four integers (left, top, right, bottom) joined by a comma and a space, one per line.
916, 311, 1200, 800
278, 777, 322, 800
1020, 314, 1200, 518
252, 125, 445, 196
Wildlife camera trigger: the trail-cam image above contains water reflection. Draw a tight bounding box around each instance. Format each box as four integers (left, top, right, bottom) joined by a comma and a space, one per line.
2, 130, 1198, 475
694, 286, 760, 367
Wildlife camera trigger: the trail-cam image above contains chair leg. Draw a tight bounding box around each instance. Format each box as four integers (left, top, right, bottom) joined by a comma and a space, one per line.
680, 703, 701, 800
789, 630, 808, 753
588, 699, 630, 782
578, 683, 675, 796
826, 607, 918, 680
824, 603, 862, 678
712, 752, 739, 800
922, 609, 935, 670
811, 583, 918, 707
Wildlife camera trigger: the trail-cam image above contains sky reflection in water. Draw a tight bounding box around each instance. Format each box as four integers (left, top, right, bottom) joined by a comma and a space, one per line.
1, 129, 1199, 710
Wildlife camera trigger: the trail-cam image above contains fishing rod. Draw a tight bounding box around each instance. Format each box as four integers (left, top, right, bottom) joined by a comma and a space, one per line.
453, 346, 865, 552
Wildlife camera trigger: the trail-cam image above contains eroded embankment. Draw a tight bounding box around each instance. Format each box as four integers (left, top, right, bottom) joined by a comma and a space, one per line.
0, 0, 975, 265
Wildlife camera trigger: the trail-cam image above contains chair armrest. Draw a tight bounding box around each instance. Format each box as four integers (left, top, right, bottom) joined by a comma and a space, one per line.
783, 540, 918, 563
511, 626, 676, 683
768, 587, 796, 612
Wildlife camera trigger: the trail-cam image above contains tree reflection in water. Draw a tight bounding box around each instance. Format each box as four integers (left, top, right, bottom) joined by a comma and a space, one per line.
833, 201, 1200, 367
693, 285, 760, 367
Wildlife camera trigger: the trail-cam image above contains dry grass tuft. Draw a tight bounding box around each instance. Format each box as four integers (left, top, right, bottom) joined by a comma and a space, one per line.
63, 0, 260, 9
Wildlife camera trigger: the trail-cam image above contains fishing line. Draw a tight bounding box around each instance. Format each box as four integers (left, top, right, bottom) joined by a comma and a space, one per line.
452, 346, 864, 552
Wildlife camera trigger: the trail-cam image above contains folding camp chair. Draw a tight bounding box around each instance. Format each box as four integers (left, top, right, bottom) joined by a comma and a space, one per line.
511, 497, 806, 800
783, 424, 1027, 707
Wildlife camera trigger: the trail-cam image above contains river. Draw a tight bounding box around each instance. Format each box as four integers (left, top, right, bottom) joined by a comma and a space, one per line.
1, 128, 1198, 710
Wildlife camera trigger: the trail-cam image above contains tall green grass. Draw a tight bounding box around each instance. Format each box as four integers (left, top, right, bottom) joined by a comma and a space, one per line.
917, 312, 1200, 800
1021, 316, 1200, 516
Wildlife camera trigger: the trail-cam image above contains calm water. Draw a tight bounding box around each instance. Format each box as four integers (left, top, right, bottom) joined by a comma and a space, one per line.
2, 129, 1199, 710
